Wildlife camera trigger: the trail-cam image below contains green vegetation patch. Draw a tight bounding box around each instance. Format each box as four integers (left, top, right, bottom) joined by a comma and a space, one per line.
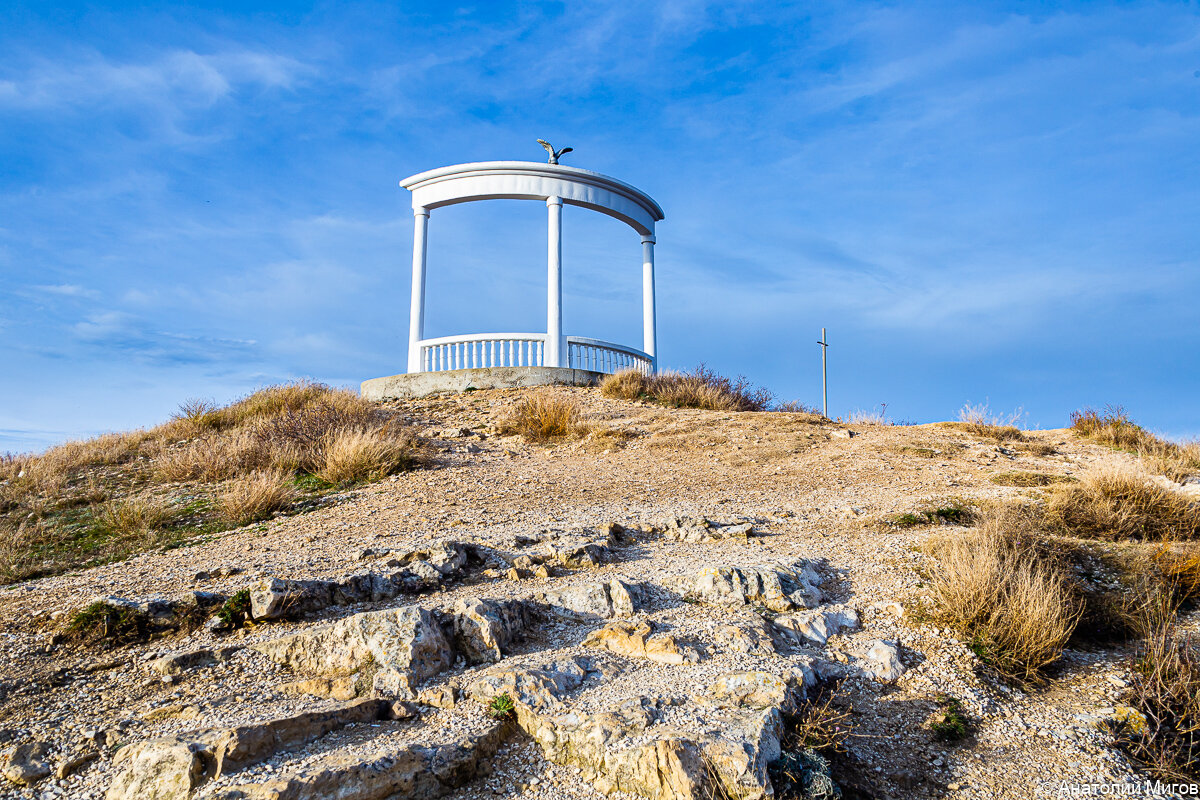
66, 601, 148, 645
217, 589, 253, 630
888, 500, 974, 528
929, 695, 970, 742
487, 692, 516, 720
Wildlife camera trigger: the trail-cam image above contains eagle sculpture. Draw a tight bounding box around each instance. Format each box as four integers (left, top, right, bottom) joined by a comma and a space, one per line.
537, 139, 573, 165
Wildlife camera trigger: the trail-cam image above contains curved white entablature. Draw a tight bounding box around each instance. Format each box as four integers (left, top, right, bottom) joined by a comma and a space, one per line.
400, 161, 664, 237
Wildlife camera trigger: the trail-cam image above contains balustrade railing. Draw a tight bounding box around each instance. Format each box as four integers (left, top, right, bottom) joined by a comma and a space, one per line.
420, 333, 545, 372
416, 333, 652, 375
566, 337, 652, 374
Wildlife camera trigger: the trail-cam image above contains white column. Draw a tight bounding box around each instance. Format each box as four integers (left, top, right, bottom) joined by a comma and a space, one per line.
407, 207, 429, 373
641, 233, 657, 373
546, 196, 564, 368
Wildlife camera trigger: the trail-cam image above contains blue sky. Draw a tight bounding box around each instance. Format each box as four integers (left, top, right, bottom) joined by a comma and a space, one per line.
2, 1, 1198, 452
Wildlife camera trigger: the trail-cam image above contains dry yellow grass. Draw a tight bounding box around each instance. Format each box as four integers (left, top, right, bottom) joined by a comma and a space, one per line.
989, 470, 1073, 487
217, 470, 297, 526
316, 428, 418, 484
956, 402, 1025, 441
599, 370, 648, 401
97, 495, 174, 536
1045, 462, 1200, 541
1072, 407, 1200, 483
1152, 543, 1200, 602
155, 430, 268, 482
1114, 589, 1200, 781
497, 392, 587, 442
926, 509, 1081, 682
601, 367, 773, 412
0, 381, 420, 584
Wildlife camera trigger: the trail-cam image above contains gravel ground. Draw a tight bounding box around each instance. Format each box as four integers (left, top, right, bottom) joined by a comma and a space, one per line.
0, 386, 1191, 800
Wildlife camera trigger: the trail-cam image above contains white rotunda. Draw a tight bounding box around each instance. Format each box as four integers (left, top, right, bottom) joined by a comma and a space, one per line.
362, 156, 664, 400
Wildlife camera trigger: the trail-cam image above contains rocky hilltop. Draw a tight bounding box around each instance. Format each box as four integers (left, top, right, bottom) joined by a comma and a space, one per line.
0, 385, 1194, 800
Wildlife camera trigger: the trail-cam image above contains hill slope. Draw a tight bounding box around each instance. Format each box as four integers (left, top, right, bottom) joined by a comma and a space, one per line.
0, 386, 1194, 800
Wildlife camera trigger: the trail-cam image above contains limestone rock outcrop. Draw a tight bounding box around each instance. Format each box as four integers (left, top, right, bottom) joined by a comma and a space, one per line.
536, 578, 646, 620
105, 699, 409, 800
660, 516, 756, 543
583, 620, 701, 665
666, 562, 822, 612
861, 639, 905, 682
450, 597, 530, 664
468, 657, 595, 713
771, 605, 860, 647
249, 541, 472, 621
715, 616, 778, 655
252, 606, 453, 698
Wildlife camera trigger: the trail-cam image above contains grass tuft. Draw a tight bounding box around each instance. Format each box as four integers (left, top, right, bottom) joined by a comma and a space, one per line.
1071, 406, 1200, 484
925, 508, 1081, 683
316, 427, 420, 484
65, 601, 147, 645
96, 495, 174, 537
601, 365, 773, 412
217, 470, 296, 526
957, 402, 1025, 441
1072, 406, 1150, 450
0, 381, 421, 585
497, 392, 587, 442
888, 500, 974, 529
1044, 462, 1200, 542
989, 471, 1074, 487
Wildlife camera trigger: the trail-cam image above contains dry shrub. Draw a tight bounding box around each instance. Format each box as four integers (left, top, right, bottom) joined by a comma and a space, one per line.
154, 392, 393, 482
1114, 592, 1200, 781
220, 381, 336, 424
602, 366, 772, 412
1152, 544, 1200, 602
1142, 440, 1200, 485
847, 408, 889, 425
1045, 462, 1200, 541
926, 509, 1081, 682
0, 517, 52, 583
217, 470, 296, 526
1072, 406, 1153, 450
251, 397, 383, 464
155, 429, 274, 482
498, 392, 587, 442
316, 428, 418, 484
1072, 407, 1200, 483
600, 370, 650, 401
97, 495, 174, 536
957, 402, 1025, 441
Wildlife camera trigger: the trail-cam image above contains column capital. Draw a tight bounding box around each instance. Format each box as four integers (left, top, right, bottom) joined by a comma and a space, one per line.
414, 206, 429, 217
546, 196, 563, 207
641, 234, 656, 245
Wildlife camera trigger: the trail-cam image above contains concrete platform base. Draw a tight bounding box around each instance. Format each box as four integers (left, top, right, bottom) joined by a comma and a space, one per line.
360, 367, 604, 400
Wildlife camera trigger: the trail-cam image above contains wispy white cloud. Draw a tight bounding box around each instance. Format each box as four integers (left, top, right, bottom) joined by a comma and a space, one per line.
0, 49, 309, 111
31, 283, 98, 298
